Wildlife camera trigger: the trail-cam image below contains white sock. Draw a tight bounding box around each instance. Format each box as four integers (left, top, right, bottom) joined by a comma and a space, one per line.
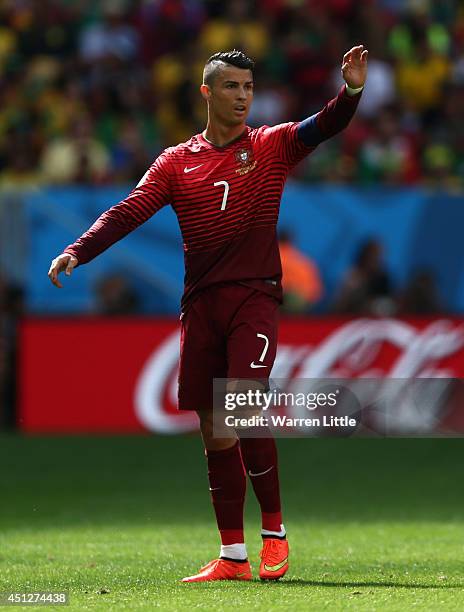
220, 543, 248, 560
261, 523, 286, 538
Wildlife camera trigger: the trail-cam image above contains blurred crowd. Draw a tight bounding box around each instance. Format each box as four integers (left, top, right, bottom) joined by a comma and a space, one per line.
0, 0, 463, 187
279, 232, 443, 316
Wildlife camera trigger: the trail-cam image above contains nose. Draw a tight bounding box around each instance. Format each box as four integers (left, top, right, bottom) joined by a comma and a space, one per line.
236, 87, 247, 101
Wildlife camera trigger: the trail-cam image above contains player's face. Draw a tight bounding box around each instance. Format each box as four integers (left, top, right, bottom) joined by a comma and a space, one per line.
205, 66, 254, 126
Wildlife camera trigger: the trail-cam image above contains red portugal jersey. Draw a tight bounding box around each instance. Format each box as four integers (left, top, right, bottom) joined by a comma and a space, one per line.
64, 87, 360, 313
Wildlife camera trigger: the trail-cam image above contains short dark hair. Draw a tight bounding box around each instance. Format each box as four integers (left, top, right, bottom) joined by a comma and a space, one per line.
203, 50, 254, 86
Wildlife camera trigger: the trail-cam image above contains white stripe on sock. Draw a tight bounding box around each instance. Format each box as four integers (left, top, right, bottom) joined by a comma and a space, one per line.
261, 523, 286, 538
220, 543, 247, 560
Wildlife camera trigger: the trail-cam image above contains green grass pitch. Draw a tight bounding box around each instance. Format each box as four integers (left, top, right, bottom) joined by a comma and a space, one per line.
1, 435, 463, 611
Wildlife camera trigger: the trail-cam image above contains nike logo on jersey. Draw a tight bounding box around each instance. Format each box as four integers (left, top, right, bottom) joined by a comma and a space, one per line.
184, 164, 203, 173
250, 362, 268, 369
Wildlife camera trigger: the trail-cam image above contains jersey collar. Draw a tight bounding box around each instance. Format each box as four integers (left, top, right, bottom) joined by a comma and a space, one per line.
199, 127, 249, 150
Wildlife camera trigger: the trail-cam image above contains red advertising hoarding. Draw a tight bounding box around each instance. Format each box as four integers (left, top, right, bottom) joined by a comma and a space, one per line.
19, 317, 464, 434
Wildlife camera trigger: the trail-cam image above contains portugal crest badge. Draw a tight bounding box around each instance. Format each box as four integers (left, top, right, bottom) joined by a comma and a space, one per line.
235, 147, 257, 175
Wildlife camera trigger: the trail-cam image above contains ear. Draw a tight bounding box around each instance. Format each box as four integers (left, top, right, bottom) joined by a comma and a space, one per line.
200, 83, 211, 101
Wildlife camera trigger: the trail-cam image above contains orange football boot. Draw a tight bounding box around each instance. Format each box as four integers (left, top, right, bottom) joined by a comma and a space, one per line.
182, 558, 252, 583
259, 538, 289, 580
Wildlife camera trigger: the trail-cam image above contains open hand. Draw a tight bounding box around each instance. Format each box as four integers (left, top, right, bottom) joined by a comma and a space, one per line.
342, 45, 368, 89
48, 253, 78, 288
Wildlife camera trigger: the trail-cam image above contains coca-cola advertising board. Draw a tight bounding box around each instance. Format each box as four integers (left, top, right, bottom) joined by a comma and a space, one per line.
19, 318, 464, 434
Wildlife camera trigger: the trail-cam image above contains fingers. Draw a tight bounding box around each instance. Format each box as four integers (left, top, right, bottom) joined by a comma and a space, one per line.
48, 265, 63, 288
48, 255, 73, 288
344, 45, 365, 64
48, 260, 62, 288
361, 49, 369, 62
65, 258, 75, 276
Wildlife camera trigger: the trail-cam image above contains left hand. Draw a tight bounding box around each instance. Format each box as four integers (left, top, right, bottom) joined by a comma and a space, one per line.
341, 45, 368, 89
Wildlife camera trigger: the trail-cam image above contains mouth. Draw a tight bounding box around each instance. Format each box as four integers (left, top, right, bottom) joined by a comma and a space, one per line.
234, 105, 246, 113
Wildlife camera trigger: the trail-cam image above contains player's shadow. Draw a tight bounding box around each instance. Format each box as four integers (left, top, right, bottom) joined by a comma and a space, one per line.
269, 579, 464, 589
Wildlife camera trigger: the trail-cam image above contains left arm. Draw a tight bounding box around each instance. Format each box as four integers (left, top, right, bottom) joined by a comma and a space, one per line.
298, 45, 368, 147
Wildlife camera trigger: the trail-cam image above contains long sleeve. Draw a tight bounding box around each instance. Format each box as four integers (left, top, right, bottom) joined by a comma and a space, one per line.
297, 84, 362, 147
257, 85, 362, 169
63, 152, 172, 265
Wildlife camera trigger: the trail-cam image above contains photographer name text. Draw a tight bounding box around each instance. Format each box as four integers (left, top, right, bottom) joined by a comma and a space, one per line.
224, 415, 357, 428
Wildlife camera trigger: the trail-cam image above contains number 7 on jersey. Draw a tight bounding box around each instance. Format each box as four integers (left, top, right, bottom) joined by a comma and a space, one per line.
214, 180, 230, 211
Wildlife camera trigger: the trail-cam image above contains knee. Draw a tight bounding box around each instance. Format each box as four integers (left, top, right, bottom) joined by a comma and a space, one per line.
196, 410, 237, 451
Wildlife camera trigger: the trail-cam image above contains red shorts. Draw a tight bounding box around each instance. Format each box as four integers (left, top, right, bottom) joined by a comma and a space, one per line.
178, 283, 280, 411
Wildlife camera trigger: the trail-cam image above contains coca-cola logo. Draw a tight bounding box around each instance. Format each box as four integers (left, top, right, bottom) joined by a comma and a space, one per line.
276, 319, 464, 379
134, 319, 464, 433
